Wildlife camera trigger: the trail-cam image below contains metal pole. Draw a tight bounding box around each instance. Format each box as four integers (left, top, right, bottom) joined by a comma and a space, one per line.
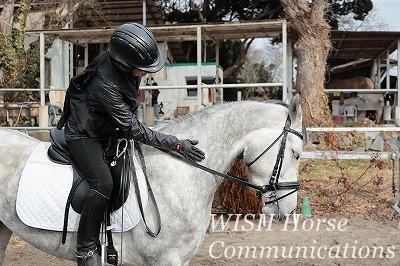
40, 33, 45, 106
282, 21, 288, 101
69, 43, 73, 80
387, 49, 390, 90
397, 37, 400, 105
287, 35, 293, 96
38, 32, 48, 127
216, 41, 223, 102
215, 41, 219, 83
143, 0, 146, 26
395, 38, 400, 126
142, 0, 147, 123
197, 26, 202, 106
84, 43, 88, 67
377, 56, 381, 89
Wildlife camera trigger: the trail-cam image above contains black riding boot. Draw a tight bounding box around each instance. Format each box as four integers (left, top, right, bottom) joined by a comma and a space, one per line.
76, 190, 109, 266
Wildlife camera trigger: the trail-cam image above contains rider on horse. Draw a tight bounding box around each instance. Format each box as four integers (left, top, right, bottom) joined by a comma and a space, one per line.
57, 23, 205, 266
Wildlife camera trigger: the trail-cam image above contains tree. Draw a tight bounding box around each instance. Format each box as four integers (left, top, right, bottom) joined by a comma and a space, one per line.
326, 0, 373, 30
337, 8, 389, 31
0, 0, 88, 102
0, 0, 32, 102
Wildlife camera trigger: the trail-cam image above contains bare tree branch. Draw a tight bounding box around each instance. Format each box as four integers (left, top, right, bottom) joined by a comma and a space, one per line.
59, 1, 86, 28
223, 39, 254, 79
254, 4, 283, 20
45, 0, 87, 29
190, 0, 206, 22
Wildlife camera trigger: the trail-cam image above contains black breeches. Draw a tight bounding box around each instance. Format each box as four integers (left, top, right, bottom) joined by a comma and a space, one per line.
67, 137, 113, 198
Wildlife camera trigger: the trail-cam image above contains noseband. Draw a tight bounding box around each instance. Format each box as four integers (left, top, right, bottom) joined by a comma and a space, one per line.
162, 115, 303, 206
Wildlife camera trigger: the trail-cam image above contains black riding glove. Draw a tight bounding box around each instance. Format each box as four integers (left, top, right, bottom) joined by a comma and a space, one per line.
173, 139, 205, 162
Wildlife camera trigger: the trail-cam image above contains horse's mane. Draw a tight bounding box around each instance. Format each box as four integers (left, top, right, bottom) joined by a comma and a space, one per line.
158, 99, 289, 130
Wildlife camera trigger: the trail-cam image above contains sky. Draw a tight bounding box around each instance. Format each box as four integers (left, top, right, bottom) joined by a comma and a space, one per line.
373, 0, 400, 31
372, 0, 400, 75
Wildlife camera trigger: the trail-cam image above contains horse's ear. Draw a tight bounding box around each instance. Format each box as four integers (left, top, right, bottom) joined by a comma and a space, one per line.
289, 94, 307, 143
289, 93, 302, 124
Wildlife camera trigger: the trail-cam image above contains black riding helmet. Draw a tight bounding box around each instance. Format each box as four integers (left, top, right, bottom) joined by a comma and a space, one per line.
109, 23, 165, 73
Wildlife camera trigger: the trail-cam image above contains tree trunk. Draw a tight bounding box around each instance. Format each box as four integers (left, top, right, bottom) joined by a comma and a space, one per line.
0, 0, 14, 34
280, 0, 333, 126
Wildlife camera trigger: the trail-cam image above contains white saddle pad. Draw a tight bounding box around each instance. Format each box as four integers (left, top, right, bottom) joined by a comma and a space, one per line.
16, 142, 148, 232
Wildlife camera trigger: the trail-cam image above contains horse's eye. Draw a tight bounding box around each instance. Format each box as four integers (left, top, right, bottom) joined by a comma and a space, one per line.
292, 150, 300, 160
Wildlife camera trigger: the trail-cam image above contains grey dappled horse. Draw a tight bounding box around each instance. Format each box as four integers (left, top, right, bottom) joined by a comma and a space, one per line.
0, 94, 304, 265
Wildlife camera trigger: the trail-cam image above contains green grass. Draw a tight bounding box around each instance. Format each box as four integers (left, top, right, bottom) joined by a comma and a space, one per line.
8, 234, 19, 245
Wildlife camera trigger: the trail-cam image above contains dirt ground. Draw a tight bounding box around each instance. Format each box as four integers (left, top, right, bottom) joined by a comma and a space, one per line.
4, 215, 400, 266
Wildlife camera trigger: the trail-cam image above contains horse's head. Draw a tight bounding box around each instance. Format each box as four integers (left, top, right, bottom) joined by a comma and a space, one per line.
242, 94, 304, 218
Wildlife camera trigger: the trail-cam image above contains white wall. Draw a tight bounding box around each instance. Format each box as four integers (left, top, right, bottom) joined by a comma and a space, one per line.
152, 63, 222, 119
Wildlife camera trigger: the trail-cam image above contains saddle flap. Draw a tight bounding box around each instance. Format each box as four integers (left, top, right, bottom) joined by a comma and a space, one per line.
50, 128, 69, 153
48, 128, 71, 165
48, 145, 70, 165
70, 156, 130, 214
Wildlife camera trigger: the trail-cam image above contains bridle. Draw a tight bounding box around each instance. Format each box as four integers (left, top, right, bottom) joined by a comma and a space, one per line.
246, 116, 303, 204
162, 114, 303, 206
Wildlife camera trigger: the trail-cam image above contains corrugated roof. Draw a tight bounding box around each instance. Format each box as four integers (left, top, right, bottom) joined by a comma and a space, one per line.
73, 0, 164, 27
28, 22, 400, 61
329, 30, 400, 59
27, 20, 286, 44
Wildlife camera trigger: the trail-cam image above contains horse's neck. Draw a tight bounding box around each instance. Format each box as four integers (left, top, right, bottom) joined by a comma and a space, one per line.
160, 104, 260, 182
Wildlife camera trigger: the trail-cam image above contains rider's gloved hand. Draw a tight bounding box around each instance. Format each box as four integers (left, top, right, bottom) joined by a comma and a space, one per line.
173, 139, 205, 162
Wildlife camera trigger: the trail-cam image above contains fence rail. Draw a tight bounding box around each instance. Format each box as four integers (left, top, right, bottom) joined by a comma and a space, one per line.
302, 151, 397, 160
